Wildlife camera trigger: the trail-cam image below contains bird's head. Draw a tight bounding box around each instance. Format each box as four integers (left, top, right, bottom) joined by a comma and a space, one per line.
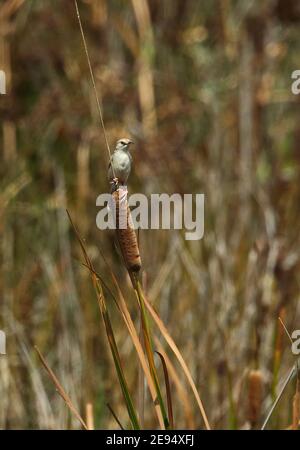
115, 138, 134, 152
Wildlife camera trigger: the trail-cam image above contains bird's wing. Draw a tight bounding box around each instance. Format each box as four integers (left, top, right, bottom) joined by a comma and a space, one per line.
128, 151, 133, 166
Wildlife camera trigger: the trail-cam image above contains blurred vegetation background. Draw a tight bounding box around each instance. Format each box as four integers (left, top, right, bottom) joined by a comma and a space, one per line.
1, 0, 300, 429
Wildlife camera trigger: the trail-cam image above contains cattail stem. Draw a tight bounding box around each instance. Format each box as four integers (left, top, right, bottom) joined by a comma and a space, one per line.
135, 279, 169, 429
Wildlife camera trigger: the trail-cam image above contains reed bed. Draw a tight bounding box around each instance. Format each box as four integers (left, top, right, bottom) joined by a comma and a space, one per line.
0, 0, 300, 430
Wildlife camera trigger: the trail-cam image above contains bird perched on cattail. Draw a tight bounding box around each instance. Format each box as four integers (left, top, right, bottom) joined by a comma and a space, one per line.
107, 137, 141, 275
108, 138, 134, 191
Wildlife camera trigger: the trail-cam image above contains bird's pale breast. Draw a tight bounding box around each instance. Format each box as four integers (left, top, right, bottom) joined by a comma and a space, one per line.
108, 150, 132, 184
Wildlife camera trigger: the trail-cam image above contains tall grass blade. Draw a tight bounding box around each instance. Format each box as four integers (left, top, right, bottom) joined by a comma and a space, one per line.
107, 403, 125, 430
135, 279, 169, 429
141, 291, 211, 430
67, 210, 140, 429
80, 255, 166, 429
34, 346, 88, 430
156, 351, 174, 429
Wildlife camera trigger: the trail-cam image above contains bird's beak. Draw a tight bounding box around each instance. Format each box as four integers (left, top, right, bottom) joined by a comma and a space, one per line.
128, 140, 134, 145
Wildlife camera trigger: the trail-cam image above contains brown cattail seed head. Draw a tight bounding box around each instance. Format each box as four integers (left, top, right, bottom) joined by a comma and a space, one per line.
248, 370, 263, 428
112, 189, 141, 273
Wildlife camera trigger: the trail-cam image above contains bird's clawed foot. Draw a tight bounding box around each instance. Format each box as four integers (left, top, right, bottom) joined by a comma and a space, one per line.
110, 177, 119, 189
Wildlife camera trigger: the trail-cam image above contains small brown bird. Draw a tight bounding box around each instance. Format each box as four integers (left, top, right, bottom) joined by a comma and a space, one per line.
108, 138, 134, 190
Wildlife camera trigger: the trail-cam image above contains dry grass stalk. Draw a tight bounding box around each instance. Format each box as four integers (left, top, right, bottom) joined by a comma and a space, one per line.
248, 370, 263, 429
34, 346, 88, 430
112, 189, 141, 273
89, 0, 107, 27
272, 308, 286, 396
131, 0, 157, 137
102, 267, 165, 429
85, 402, 94, 430
292, 377, 300, 430
80, 252, 166, 428
142, 292, 211, 430
0, 0, 25, 20
154, 338, 195, 429
107, 403, 124, 430
155, 351, 174, 429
